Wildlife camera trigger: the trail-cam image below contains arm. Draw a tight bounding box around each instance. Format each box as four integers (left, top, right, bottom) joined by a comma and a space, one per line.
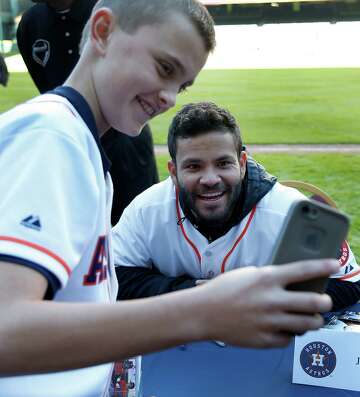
112, 188, 198, 299
326, 279, 360, 311
327, 242, 360, 310
116, 265, 196, 299
0, 261, 204, 374
0, 259, 338, 375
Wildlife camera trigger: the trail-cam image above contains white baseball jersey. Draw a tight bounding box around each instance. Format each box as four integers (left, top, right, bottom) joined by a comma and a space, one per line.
0, 88, 118, 397
113, 177, 359, 281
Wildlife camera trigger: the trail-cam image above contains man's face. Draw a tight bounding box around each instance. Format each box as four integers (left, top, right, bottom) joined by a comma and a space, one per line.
92, 12, 208, 136
168, 131, 247, 226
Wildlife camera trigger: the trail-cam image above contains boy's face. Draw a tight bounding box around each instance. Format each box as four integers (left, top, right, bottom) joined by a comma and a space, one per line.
92, 12, 209, 135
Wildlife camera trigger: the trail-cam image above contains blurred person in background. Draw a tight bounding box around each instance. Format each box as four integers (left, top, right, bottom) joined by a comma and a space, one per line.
0, 53, 9, 86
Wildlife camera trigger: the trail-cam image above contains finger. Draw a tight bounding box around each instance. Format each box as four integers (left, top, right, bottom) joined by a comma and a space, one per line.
270, 259, 339, 286
255, 332, 293, 349
277, 291, 333, 313
270, 312, 325, 335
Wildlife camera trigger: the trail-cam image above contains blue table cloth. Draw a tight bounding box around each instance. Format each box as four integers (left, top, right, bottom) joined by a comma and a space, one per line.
140, 305, 360, 397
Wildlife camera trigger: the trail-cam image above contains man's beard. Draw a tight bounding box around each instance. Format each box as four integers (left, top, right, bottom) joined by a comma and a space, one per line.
178, 181, 242, 230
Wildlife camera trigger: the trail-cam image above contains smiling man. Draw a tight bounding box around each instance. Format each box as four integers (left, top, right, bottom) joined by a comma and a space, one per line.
170, 123, 246, 241
113, 101, 360, 310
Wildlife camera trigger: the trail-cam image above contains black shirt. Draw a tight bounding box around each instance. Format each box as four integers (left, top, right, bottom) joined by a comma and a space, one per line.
17, 0, 95, 93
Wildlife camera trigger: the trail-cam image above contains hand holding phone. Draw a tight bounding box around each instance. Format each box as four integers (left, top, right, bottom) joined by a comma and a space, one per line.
269, 199, 350, 293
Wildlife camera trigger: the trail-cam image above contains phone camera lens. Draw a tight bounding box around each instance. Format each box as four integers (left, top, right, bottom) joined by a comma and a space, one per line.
302, 205, 318, 220
302, 205, 310, 214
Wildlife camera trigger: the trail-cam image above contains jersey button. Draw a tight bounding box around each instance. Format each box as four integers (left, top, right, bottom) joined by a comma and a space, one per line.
207, 270, 215, 278
68, 49, 73, 54
61, 15, 66, 20
204, 251, 212, 257
65, 32, 70, 37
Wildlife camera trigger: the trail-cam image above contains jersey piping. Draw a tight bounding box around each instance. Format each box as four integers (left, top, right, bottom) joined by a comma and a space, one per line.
220, 206, 257, 273
175, 189, 257, 274
175, 189, 201, 264
0, 236, 71, 275
340, 269, 360, 281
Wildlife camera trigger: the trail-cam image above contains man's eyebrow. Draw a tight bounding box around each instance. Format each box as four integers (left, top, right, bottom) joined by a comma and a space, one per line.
217, 155, 236, 161
181, 157, 202, 165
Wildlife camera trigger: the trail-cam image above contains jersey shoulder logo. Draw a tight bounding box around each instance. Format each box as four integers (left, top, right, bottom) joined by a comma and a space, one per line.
32, 39, 50, 67
21, 215, 42, 231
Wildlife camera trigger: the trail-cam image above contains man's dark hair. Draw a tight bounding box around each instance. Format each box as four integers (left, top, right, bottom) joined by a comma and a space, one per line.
168, 102, 243, 162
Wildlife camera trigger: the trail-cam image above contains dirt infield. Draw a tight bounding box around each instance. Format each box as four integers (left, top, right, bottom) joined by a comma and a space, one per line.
154, 144, 360, 156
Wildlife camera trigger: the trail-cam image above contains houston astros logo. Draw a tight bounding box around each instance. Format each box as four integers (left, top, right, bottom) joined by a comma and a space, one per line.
300, 341, 336, 378
32, 39, 50, 67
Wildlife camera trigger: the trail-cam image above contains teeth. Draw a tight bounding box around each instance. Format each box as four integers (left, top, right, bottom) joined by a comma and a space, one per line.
199, 192, 223, 199
137, 97, 155, 116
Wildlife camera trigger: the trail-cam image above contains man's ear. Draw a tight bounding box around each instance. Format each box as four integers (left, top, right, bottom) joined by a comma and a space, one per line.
168, 160, 178, 186
90, 8, 116, 56
240, 151, 247, 179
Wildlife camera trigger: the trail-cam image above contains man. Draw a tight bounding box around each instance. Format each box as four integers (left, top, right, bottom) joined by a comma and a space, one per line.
17, 0, 159, 224
0, 2, 337, 396
0, 53, 9, 87
113, 102, 360, 311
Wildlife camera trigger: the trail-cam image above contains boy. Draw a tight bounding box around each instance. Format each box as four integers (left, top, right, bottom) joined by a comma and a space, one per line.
0, 1, 337, 396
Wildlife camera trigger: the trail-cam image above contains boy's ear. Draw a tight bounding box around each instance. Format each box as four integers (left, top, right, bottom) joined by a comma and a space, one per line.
90, 8, 116, 55
168, 160, 178, 186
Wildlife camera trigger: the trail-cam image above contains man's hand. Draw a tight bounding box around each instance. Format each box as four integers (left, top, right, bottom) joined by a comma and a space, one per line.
0, 54, 9, 87
195, 259, 338, 348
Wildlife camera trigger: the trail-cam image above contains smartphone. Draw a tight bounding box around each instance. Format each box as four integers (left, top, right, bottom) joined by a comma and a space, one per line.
269, 199, 350, 292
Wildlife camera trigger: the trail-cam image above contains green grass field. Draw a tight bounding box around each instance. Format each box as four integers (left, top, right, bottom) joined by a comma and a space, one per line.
150, 68, 360, 145
0, 72, 38, 111
2, 69, 360, 144
2, 71, 359, 257
157, 153, 360, 258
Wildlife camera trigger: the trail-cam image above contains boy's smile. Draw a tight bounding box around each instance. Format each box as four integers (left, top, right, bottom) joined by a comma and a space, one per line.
136, 96, 157, 118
